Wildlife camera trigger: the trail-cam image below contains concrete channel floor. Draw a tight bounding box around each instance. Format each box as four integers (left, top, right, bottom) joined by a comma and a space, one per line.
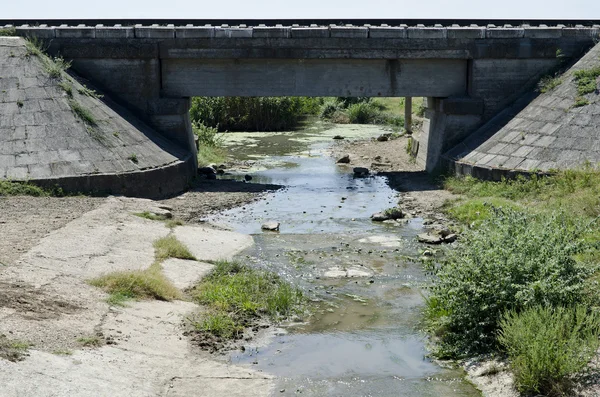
0, 196, 269, 397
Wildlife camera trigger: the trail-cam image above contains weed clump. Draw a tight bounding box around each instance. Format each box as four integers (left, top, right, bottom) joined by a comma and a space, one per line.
573, 67, 600, 96
89, 264, 182, 303
153, 235, 196, 261
499, 305, 600, 396
538, 75, 562, 93
89, 235, 194, 304
190, 261, 305, 341
68, 99, 97, 126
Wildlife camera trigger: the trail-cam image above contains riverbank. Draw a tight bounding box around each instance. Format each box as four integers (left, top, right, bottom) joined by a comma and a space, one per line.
0, 194, 275, 396
330, 133, 457, 225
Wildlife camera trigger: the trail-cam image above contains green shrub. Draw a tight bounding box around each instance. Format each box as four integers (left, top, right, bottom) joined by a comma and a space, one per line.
499, 305, 600, 396
347, 102, 379, 124
192, 121, 224, 148
425, 207, 596, 357
320, 98, 343, 119
0, 180, 49, 196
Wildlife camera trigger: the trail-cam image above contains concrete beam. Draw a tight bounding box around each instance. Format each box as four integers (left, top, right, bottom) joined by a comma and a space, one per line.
161, 58, 468, 97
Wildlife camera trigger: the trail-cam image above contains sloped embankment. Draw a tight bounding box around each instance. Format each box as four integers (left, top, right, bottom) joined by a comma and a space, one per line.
0, 37, 195, 197
446, 42, 600, 178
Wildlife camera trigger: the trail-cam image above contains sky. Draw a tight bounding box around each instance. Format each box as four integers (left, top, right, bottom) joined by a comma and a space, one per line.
3, 0, 600, 20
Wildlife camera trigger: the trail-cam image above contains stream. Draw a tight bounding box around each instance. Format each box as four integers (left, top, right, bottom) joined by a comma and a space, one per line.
207, 123, 480, 397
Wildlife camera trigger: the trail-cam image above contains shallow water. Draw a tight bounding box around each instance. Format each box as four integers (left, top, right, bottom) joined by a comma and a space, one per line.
209, 124, 480, 397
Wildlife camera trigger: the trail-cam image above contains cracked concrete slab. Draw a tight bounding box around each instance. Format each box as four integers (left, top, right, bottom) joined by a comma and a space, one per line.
0, 196, 272, 396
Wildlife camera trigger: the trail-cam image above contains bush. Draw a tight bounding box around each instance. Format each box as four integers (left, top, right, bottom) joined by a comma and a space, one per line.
347, 102, 380, 124
425, 207, 596, 357
320, 98, 343, 119
192, 121, 224, 148
499, 305, 600, 396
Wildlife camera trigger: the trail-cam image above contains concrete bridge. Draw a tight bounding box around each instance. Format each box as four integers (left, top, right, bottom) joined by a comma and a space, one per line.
5, 20, 600, 171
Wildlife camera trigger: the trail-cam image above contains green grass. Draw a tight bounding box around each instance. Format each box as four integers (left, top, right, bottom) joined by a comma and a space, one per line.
77, 85, 103, 99
128, 154, 139, 164
190, 261, 305, 339
89, 264, 182, 303
445, 170, 600, 218
89, 235, 193, 304
58, 81, 73, 97
153, 235, 196, 261
193, 121, 228, 166
499, 305, 600, 396
44, 56, 71, 79
432, 169, 600, 366
68, 99, 97, 126
52, 349, 73, 356
573, 67, 600, 96
0, 180, 50, 196
445, 197, 522, 226
197, 146, 227, 167
77, 336, 102, 347
538, 75, 562, 93
574, 96, 590, 108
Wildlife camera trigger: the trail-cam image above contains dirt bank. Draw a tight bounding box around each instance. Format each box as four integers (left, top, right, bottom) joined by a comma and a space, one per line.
330, 134, 457, 221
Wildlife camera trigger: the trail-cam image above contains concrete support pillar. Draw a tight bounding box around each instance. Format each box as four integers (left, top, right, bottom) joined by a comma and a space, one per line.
414, 96, 484, 171
404, 97, 412, 134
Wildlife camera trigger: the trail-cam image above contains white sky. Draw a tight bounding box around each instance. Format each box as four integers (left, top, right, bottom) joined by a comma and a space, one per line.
3, 0, 600, 20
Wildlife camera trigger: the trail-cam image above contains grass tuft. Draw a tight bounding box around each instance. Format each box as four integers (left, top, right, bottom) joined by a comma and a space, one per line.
153, 235, 196, 261
44, 56, 71, 79
538, 75, 562, 93
68, 99, 97, 126
89, 266, 182, 303
190, 261, 305, 340
77, 85, 103, 99
77, 336, 102, 347
499, 305, 600, 396
58, 81, 73, 97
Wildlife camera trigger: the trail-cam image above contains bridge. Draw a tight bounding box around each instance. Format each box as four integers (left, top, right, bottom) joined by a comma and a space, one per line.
3, 19, 600, 175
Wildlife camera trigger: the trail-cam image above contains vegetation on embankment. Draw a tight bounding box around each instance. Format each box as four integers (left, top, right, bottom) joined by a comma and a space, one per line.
428, 170, 600, 396
188, 261, 305, 347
